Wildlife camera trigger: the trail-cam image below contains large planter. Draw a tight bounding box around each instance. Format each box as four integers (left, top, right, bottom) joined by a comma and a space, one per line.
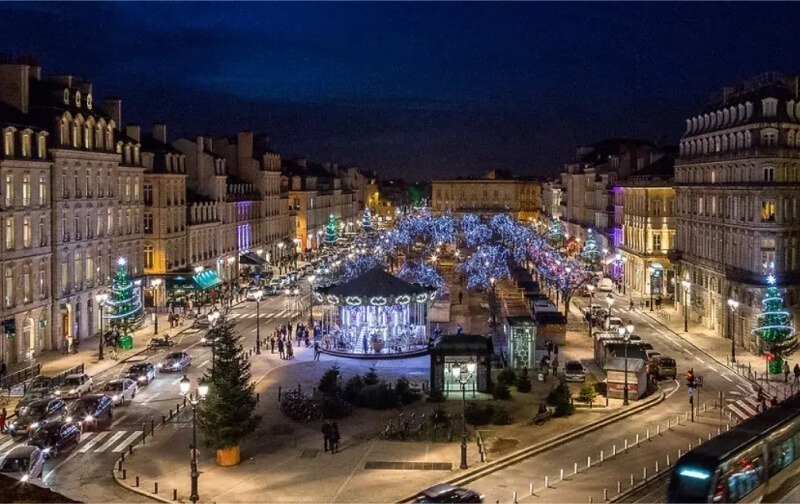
216, 445, 240, 467
373, 340, 385, 353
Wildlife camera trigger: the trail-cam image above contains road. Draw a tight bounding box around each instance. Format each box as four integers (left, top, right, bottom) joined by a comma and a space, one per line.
0, 290, 307, 503
466, 290, 758, 503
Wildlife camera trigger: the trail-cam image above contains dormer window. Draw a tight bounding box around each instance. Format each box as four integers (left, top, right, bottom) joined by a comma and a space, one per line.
74, 91, 81, 108
86, 93, 93, 110
761, 128, 779, 147
762, 98, 778, 117
63, 89, 69, 105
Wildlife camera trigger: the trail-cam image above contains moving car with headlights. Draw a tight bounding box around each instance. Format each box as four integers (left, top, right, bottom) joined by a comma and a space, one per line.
598, 277, 614, 292
7, 398, 67, 439
66, 394, 113, 430
0, 445, 46, 481
15, 387, 55, 415
54, 373, 93, 399
246, 288, 263, 301
125, 362, 156, 385
27, 420, 82, 458
414, 483, 483, 503
200, 333, 218, 347
158, 351, 192, 372
102, 379, 137, 406
564, 360, 587, 382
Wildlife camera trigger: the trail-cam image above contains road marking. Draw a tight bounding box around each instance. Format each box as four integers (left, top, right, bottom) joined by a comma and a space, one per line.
722, 374, 734, 383
78, 431, 109, 453
739, 399, 759, 416
0, 438, 16, 451
199, 360, 210, 368
94, 430, 127, 452
728, 403, 749, 420
113, 431, 143, 452
696, 357, 706, 364
141, 392, 160, 405
708, 366, 717, 372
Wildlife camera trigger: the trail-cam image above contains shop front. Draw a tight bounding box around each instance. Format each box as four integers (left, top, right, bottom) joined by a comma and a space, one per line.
429, 334, 493, 395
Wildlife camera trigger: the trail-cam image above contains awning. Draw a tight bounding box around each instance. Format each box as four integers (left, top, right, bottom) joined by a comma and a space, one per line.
166, 275, 196, 291
193, 270, 223, 290
239, 251, 266, 266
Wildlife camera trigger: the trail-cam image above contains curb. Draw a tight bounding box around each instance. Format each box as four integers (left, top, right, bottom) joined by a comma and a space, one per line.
609, 470, 670, 503
396, 388, 666, 503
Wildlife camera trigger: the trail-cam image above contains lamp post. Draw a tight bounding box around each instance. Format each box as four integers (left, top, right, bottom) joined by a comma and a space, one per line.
208, 309, 220, 372
681, 279, 690, 333
605, 292, 614, 322
308, 275, 316, 326
587, 284, 595, 339
277, 242, 285, 274
727, 298, 739, 364
451, 360, 477, 470
180, 375, 208, 504
648, 266, 655, 312
95, 293, 109, 360
152, 278, 162, 335
618, 323, 634, 406
254, 289, 263, 355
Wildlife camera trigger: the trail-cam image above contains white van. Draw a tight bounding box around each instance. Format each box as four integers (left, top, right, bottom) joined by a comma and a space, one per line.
598, 277, 614, 292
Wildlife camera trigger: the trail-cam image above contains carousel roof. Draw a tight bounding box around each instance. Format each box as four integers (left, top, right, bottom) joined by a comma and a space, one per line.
321, 267, 430, 298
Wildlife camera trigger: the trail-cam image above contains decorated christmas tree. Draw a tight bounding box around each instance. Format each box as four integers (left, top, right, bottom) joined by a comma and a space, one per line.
752, 275, 797, 373
548, 217, 564, 248
362, 207, 373, 232
324, 213, 339, 246
580, 230, 603, 271
105, 257, 142, 344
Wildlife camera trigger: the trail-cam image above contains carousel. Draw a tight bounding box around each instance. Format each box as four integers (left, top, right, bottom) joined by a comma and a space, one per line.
314, 267, 435, 357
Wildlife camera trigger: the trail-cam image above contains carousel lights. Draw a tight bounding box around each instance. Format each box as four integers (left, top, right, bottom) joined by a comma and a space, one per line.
345, 296, 362, 306
370, 296, 388, 306
326, 295, 340, 305
396, 295, 411, 305
415, 293, 429, 303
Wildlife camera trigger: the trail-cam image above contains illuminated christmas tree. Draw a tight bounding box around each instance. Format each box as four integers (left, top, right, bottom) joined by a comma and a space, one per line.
548, 217, 564, 248
324, 213, 339, 246
581, 230, 603, 271
105, 257, 143, 338
362, 207, 372, 231
752, 275, 797, 374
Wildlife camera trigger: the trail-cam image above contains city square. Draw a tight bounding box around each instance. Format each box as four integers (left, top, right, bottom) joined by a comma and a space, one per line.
3, 2, 800, 504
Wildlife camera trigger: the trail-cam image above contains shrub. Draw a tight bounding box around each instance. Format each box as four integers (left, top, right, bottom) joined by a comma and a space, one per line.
362, 364, 380, 386
318, 365, 341, 396
578, 381, 598, 404
430, 407, 451, 428
550, 382, 575, 417
395, 377, 422, 404
516, 367, 532, 393
492, 405, 513, 425
493, 381, 512, 400
356, 383, 398, 410
342, 375, 364, 403
427, 388, 446, 403
497, 368, 518, 386
320, 394, 352, 419
464, 401, 495, 425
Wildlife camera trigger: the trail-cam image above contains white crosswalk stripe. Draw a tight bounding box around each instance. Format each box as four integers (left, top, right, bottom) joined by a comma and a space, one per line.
0, 429, 148, 455
0, 437, 16, 452
77, 431, 106, 453
94, 430, 127, 452
113, 431, 143, 452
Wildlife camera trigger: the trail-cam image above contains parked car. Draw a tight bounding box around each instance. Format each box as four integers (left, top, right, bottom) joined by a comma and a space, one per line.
246, 288, 264, 301
606, 317, 624, 331
7, 398, 67, 438
652, 356, 677, 380
126, 362, 156, 385
66, 394, 114, 429
564, 361, 587, 382
158, 352, 192, 372
15, 387, 55, 415
0, 445, 46, 481
28, 375, 55, 390
27, 420, 82, 458
54, 373, 93, 399
598, 277, 614, 292
645, 349, 662, 362
102, 379, 138, 406
414, 484, 483, 503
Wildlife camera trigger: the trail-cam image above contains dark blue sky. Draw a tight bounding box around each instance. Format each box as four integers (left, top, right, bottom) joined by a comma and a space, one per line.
2, 2, 799, 180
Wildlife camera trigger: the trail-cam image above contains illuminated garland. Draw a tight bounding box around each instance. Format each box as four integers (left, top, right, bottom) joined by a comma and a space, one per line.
752, 275, 797, 372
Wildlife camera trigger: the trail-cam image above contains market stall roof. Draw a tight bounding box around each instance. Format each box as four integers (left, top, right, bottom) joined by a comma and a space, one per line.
239, 251, 266, 266
193, 269, 223, 290
320, 267, 430, 298
430, 334, 493, 355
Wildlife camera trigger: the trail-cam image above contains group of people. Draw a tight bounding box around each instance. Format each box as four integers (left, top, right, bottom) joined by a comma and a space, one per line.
320, 421, 341, 453
270, 325, 295, 360
782, 361, 800, 384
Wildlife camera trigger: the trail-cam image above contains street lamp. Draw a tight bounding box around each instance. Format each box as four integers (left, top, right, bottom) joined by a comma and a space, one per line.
605, 293, 614, 321
95, 293, 109, 360
277, 242, 285, 274
681, 279, 690, 333
308, 275, 316, 326
648, 266, 655, 312
254, 289, 263, 354
152, 278, 162, 335
208, 309, 221, 372
179, 375, 209, 504
727, 298, 739, 364
451, 360, 477, 470
617, 323, 634, 406
587, 284, 595, 339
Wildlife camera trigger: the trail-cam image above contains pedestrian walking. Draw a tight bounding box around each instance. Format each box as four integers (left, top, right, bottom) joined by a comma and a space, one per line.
321, 421, 332, 452
288, 322, 293, 337
458, 291, 463, 305
0, 407, 6, 434
784, 361, 791, 383
278, 338, 285, 359
546, 340, 553, 359
313, 341, 321, 361
771, 396, 779, 407
330, 422, 340, 453
629, 299, 635, 311
286, 339, 294, 359
794, 363, 800, 384
551, 356, 559, 376
456, 324, 463, 335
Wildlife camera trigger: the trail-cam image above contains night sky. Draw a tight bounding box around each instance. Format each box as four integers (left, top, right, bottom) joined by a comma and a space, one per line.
2, 2, 800, 180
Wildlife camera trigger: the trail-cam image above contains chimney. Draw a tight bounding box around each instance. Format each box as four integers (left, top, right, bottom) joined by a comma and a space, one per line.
75, 81, 93, 95
103, 98, 122, 130
203, 136, 213, 153
125, 125, 141, 143
152, 123, 167, 144
47, 74, 74, 88
0, 62, 30, 113
237, 131, 253, 162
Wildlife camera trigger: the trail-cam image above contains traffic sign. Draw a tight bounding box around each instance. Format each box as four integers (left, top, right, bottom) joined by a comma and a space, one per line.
695, 375, 703, 388
688, 388, 694, 397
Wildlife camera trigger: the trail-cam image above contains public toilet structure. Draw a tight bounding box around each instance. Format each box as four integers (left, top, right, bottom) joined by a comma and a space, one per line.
429, 334, 493, 395
604, 357, 648, 400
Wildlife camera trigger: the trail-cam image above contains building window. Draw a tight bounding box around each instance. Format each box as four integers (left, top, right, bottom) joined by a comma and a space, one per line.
125, 176, 131, 201
4, 267, 12, 307
22, 216, 30, 248
60, 261, 68, 293
38, 260, 46, 298
762, 98, 778, 117
22, 265, 30, 303
39, 215, 46, 246
144, 212, 153, 234
38, 174, 46, 204
653, 233, 662, 251
37, 134, 46, 158
86, 255, 94, 282
3, 131, 13, 157
764, 167, 775, 182
134, 176, 139, 200
762, 201, 776, 222
5, 217, 13, 250
761, 128, 778, 147
22, 174, 30, 206
698, 197, 704, 215
107, 208, 113, 234
74, 251, 82, 285
144, 244, 154, 269
143, 184, 153, 205
21, 133, 30, 157
4, 173, 13, 207
61, 211, 67, 241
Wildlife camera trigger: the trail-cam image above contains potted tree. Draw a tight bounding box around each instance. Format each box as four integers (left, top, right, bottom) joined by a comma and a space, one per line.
197, 319, 261, 466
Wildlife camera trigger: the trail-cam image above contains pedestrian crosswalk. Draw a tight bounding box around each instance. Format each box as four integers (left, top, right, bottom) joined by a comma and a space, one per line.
0, 429, 144, 456
227, 309, 299, 321
726, 383, 766, 421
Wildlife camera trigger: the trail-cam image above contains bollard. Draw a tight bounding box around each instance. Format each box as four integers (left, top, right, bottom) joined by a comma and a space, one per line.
545, 476, 550, 488
643, 467, 647, 480
129, 444, 134, 455
726, 423, 730, 432
702, 403, 707, 413
708, 433, 712, 441
151, 419, 155, 435
604, 489, 608, 501
717, 427, 721, 436
177, 402, 181, 413
677, 414, 681, 425
142, 424, 147, 444
667, 419, 671, 430
162, 414, 166, 425
560, 468, 564, 480
656, 461, 660, 473
256, 393, 260, 402
530, 483, 534, 496
168, 408, 172, 419
173, 489, 178, 501
613, 445, 616, 457
636, 434, 640, 446
122, 469, 127, 480
121, 452, 125, 463
574, 462, 578, 475
513, 491, 517, 503
136, 476, 140, 487
685, 411, 689, 421
154, 482, 158, 494
678, 449, 682, 458
617, 481, 621, 494
589, 498, 593, 504
646, 429, 650, 441
699, 437, 702, 445
278, 385, 282, 401
689, 443, 692, 450
667, 454, 671, 466
624, 439, 628, 451
588, 456, 591, 468
600, 450, 604, 463
630, 474, 634, 486
118, 459, 123, 471
183, 397, 187, 408
657, 424, 661, 435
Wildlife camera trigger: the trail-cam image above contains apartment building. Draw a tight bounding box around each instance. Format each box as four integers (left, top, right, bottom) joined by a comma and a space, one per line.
675, 72, 800, 348
431, 170, 542, 220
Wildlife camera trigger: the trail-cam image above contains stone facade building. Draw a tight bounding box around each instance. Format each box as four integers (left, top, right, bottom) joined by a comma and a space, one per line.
431, 170, 542, 221
675, 72, 800, 348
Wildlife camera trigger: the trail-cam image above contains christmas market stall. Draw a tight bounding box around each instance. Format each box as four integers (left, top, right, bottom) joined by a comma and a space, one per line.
315, 267, 435, 357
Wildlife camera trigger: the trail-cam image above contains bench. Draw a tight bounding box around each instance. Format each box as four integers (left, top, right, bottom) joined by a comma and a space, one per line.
532, 410, 554, 425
